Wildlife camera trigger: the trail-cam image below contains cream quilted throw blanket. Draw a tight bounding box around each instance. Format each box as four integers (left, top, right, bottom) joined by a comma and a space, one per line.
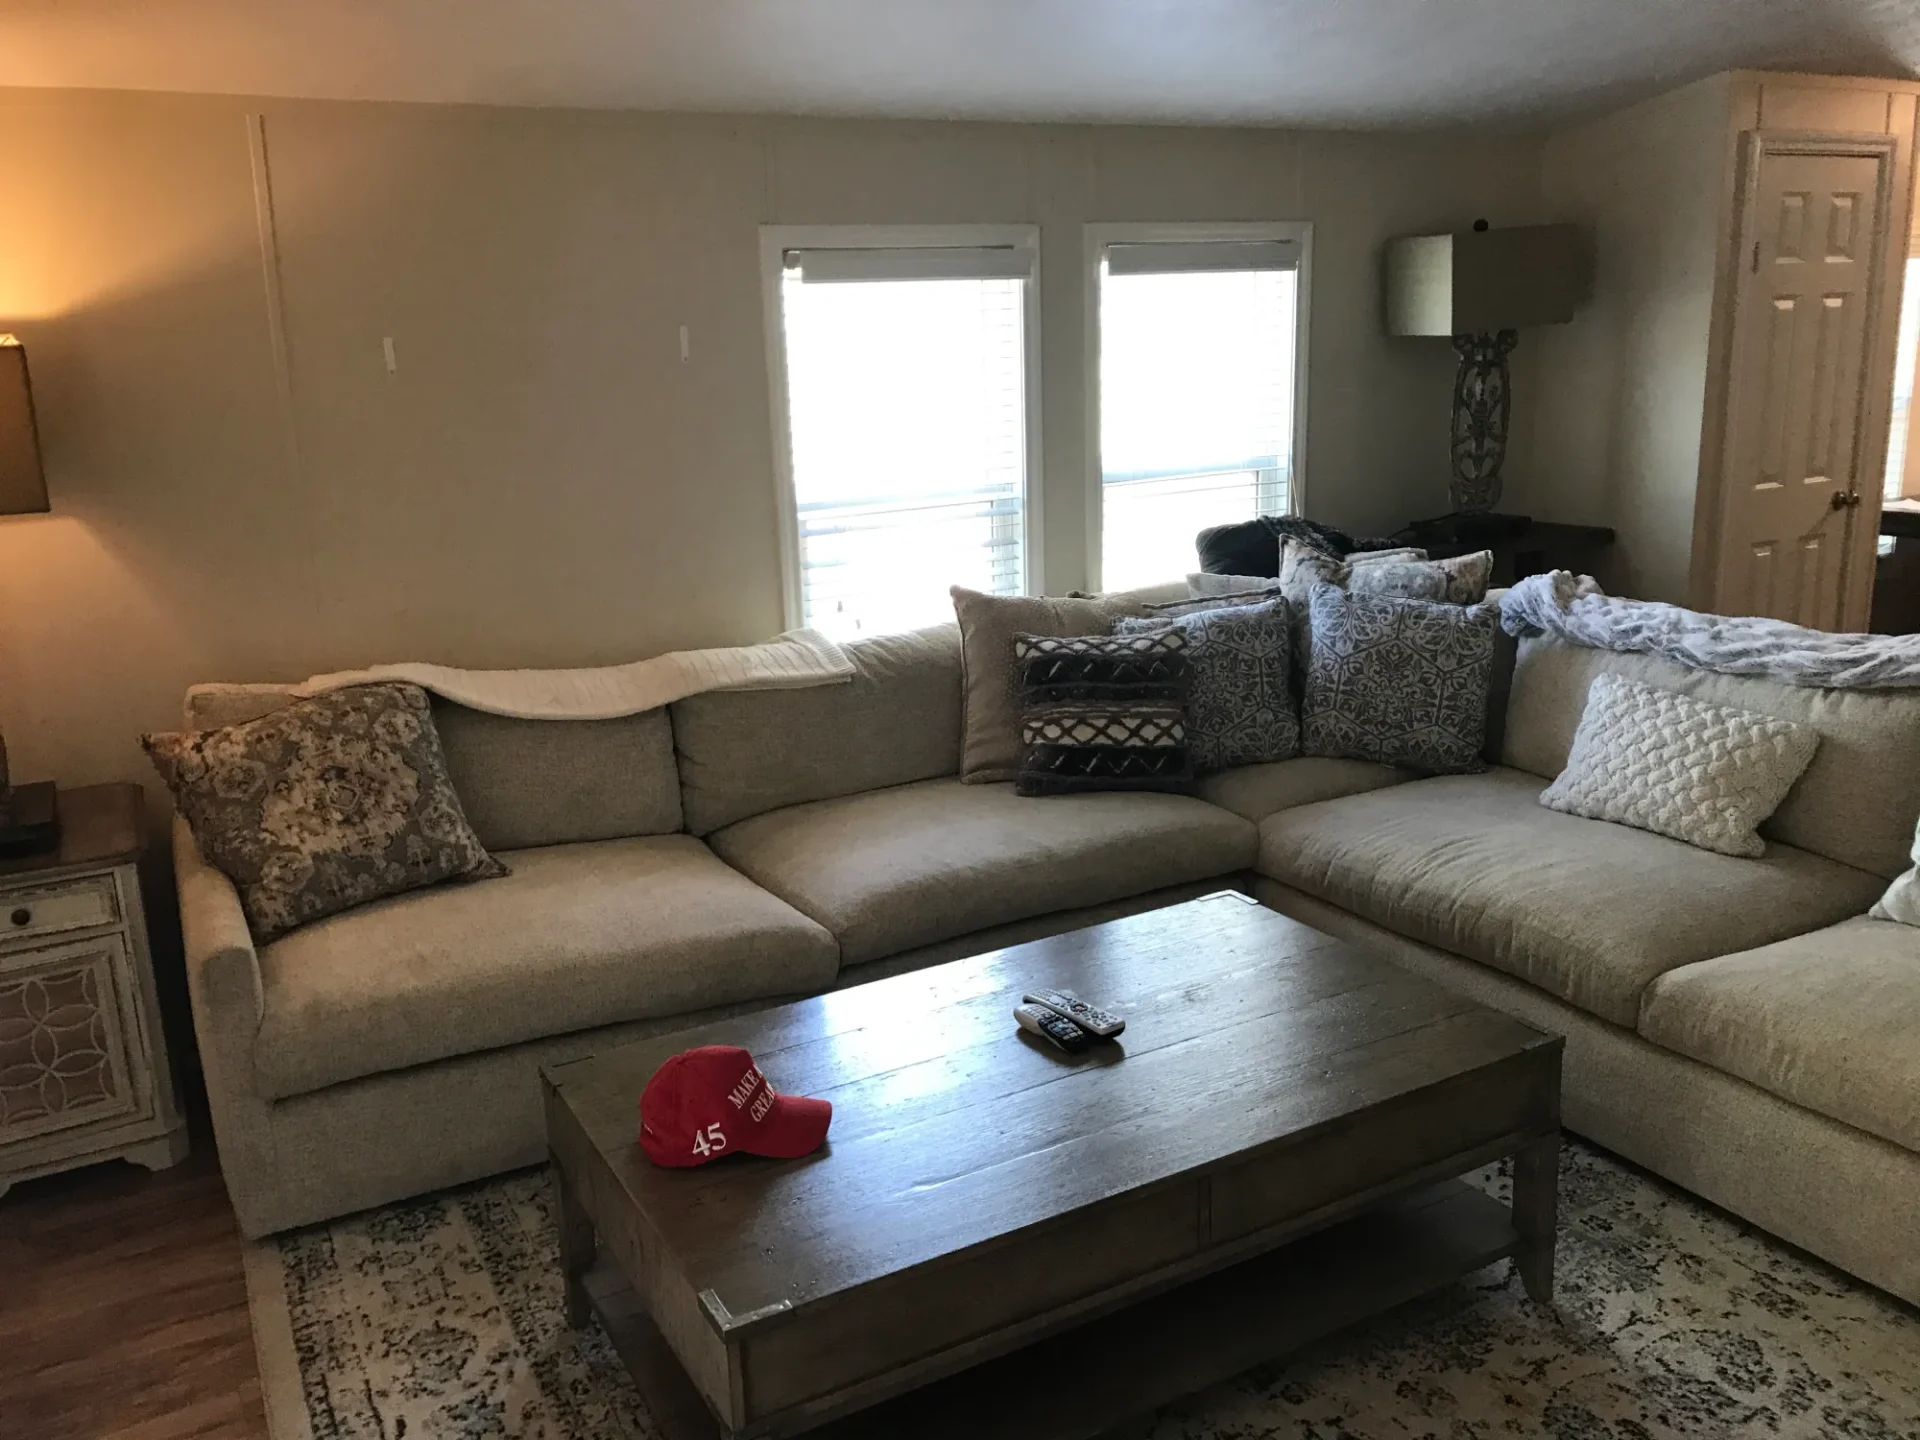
286, 628, 853, 719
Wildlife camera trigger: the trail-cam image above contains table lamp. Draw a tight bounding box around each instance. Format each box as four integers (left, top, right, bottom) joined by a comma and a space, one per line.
1384, 221, 1591, 533
0, 333, 57, 855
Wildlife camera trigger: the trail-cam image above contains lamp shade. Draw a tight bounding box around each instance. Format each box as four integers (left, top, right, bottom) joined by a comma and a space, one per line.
1384, 224, 1591, 336
0, 335, 49, 516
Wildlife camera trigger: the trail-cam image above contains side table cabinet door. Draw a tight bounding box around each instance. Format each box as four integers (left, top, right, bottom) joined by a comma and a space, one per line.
0, 936, 142, 1147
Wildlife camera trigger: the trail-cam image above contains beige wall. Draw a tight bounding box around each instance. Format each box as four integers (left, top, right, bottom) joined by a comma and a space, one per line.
1513, 75, 1734, 602
0, 86, 1543, 799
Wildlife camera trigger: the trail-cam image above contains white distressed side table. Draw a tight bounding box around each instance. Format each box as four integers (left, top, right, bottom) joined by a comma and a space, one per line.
0, 783, 186, 1198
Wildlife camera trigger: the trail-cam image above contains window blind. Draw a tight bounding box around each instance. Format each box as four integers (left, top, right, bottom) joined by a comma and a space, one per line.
1097, 259, 1298, 591
786, 246, 1035, 284
1104, 239, 1298, 276
779, 261, 1029, 640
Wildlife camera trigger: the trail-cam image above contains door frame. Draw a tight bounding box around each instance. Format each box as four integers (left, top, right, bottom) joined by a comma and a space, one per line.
1693, 128, 1905, 628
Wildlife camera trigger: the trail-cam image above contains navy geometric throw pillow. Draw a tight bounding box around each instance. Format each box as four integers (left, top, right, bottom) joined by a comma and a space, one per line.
1013, 630, 1194, 796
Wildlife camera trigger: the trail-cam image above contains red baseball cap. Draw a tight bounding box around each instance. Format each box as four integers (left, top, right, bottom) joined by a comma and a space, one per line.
638, 1045, 831, 1168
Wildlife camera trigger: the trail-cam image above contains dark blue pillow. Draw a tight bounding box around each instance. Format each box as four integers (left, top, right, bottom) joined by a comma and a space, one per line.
1013, 630, 1193, 796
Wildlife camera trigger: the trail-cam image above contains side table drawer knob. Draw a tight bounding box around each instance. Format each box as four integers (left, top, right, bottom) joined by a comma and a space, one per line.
9, 908, 28, 927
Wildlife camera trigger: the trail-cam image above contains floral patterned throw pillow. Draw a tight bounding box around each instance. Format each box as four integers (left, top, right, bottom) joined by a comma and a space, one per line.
1346, 551, 1494, 604
1300, 584, 1496, 774
144, 683, 507, 943
1279, 539, 1490, 605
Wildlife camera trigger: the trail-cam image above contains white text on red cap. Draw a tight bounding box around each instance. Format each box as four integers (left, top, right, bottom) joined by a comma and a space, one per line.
726, 1064, 778, 1123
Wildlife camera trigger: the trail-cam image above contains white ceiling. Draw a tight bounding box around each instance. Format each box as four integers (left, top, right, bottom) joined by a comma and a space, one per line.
2, 0, 1916, 129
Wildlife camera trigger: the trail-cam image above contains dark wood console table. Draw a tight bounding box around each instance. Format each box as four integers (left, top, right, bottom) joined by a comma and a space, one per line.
1396, 514, 1616, 588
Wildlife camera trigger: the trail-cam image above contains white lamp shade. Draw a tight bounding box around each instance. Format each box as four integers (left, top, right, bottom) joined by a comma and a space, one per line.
1384, 224, 1592, 336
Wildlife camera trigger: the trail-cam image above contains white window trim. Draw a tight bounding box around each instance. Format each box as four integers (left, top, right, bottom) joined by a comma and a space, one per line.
759, 223, 1045, 631
1081, 220, 1313, 592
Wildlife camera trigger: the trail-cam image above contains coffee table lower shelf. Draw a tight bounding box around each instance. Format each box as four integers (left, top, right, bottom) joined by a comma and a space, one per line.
583, 1179, 1521, 1440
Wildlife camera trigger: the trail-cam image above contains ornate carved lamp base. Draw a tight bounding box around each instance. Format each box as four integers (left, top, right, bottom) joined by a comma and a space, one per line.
1449, 329, 1518, 515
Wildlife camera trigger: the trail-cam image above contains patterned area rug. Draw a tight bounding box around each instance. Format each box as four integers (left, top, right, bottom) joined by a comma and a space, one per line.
243, 1140, 1920, 1440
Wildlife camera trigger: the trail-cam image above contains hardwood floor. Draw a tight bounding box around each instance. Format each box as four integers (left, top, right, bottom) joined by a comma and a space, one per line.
0, 1098, 267, 1440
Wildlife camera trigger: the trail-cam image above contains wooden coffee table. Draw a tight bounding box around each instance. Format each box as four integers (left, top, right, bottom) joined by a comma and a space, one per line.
542, 891, 1562, 1440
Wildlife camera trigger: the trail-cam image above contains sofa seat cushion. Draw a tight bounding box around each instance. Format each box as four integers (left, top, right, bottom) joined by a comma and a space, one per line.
1640, 917, 1920, 1153
707, 777, 1257, 965
1196, 757, 1414, 824
1259, 768, 1884, 1026
253, 835, 838, 1099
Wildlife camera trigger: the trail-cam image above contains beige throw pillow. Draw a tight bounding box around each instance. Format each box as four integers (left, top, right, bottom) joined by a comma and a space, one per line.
1539, 673, 1819, 858
952, 587, 1149, 782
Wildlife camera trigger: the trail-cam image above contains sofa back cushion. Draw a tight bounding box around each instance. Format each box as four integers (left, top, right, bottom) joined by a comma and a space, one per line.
430, 703, 681, 849
1503, 635, 1920, 877
182, 684, 682, 851
671, 624, 964, 836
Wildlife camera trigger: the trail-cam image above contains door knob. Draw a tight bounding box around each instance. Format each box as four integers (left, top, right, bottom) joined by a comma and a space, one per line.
1831, 490, 1858, 511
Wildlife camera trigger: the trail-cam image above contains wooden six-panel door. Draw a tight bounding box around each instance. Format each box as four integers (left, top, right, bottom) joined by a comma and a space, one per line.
1712, 133, 1897, 629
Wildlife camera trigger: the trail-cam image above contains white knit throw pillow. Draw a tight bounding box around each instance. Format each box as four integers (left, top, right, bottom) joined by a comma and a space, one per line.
1539, 673, 1818, 857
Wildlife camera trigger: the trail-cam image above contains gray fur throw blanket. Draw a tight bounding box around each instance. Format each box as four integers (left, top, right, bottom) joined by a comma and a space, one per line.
1500, 571, 1920, 689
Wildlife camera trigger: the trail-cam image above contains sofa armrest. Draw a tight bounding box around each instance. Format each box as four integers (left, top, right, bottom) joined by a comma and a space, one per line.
171, 815, 293, 1236
172, 815, 264, 1063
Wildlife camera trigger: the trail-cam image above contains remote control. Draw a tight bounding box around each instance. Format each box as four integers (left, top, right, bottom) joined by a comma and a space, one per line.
1013, 1003, 1092, 1054
1022, 990, 1125, 1038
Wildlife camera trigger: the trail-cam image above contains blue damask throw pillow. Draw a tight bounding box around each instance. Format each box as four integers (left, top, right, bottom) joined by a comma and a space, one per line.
1301, 584, 1495, 774
1117, 597, 1297, 773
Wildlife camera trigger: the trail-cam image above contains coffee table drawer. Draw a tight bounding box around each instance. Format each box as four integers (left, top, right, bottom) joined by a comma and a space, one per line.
734, 1180, 1199, 1424
1207, 1055, 1555, 1247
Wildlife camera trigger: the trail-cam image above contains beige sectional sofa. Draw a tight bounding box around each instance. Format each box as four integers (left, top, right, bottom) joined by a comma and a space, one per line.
174, 622, 1920, 1306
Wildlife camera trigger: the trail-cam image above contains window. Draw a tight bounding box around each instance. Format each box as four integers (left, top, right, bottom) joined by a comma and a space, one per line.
762, 227, 1039, 640
1089, 224, 1309, 592
1884, 255, 1920, 503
